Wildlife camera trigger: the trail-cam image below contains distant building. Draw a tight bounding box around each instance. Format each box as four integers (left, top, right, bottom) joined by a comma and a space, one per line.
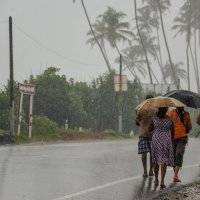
141, 83, 177, 95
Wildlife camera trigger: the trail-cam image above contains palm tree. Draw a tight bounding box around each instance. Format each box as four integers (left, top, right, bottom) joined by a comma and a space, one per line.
172, 0, 200, 92
195, 1, 200, 47
86, 19, 110, 66
73, 0, 112, 72
142, 0, 176, 84
136, 7, 167, 83
156, 0, 178, 88
87, 6, 136, 79
133, 32, 158, 59
192, 1, 200, 93
163, 62, 187, 84
120, 46, 147, 78
97, 7, 133, 55
172, 1, 191, 90
134, 0, 153, 84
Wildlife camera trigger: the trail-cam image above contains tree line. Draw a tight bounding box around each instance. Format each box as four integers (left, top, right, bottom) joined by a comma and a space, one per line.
83, 0, 200, 91
0, 67, 147, 135
2, 0, 200, 137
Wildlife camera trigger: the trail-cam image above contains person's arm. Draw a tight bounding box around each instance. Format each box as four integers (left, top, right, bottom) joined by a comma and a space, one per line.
185, 112, 192, 132
135, 112, 141, 126
170, 119, 175, 140
147, 119, 154, 134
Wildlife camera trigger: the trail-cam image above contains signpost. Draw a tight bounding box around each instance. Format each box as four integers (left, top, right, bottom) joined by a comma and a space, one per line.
114, 75, 128, 92
18, 83, 35, 138
114, 55, 128, 133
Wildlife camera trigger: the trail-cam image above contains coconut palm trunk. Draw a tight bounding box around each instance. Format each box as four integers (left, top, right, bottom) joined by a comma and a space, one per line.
146, 28, 167, 83
134, 0, 153, 84
113, 41, 137, 78
78, 0, 112, 72
155, 10, 166, 83
194, 34, 200, 93
189, 45, 199, 91
194, 6, 200, 93
186, 42, 190, 90
186, 0, 191, 90
156, 27, 164, 71
156, 0, 178, 88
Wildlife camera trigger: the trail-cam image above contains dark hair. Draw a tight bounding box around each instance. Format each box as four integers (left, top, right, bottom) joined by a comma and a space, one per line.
176, 107, 185, 123
157, 107, 168, 119
146, 95, 154, 100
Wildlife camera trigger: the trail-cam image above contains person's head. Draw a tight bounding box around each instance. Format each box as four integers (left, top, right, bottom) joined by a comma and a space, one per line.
146, 94, 154, 100
157, 107, 168, 118
176, 106, 184, 113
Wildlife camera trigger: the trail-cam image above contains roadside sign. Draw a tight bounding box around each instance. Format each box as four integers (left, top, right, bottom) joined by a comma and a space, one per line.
19, 83, 35, 95
114, 75, 128, 92
18, 83, 35, 138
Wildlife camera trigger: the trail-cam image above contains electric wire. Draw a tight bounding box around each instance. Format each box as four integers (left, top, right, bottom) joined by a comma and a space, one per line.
13, 22, 105, 68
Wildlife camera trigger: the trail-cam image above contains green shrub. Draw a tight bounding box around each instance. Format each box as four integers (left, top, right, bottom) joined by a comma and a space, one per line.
13, 135, 30, 144
32, 115, 59, 136
102, 129, 116, 136
0, 129, 8, 136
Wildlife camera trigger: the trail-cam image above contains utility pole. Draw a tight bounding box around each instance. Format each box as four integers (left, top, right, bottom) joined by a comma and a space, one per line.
9, 16, 14, 136
118, 54, 122, 133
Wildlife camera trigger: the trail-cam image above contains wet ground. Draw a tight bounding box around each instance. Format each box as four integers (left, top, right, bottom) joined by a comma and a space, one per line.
0, 138, 199, 200
156, 183, 200, 200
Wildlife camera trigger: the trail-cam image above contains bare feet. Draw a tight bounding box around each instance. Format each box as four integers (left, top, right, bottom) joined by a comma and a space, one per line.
160, 184, 166, 189
173, 176, 181, 183
149, 171, 154, 176
154, 180, 159, 186
143, 174, 148, 178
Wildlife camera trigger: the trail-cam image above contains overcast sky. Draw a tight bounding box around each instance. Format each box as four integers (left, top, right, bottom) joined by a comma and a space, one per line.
0, 0, 196, 92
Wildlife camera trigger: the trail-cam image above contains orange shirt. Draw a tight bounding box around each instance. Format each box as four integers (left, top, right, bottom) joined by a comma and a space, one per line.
197, 112, 200, 125
167, 109, 192, 139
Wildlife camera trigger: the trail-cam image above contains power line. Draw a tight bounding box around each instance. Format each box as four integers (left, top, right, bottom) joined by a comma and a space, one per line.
13, 23, 105, 68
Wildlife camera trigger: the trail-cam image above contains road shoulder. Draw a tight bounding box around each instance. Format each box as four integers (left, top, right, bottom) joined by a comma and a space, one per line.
152, 181, 200, 200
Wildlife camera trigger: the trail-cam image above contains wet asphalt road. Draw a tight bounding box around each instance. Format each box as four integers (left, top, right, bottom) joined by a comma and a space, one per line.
0, 138, 199, 200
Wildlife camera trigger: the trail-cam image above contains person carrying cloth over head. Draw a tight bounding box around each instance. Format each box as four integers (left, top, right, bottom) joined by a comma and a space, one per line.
135, 95, 155, 177
167, 107, 192, 183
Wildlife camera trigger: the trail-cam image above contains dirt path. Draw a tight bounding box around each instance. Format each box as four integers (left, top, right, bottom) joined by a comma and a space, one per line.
156, 182, 200, 200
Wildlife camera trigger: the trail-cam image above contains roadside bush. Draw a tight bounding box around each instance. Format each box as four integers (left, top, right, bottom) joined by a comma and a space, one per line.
0, 129, 8, 136
13, 135, 30, 144
102, 129, 115, 136
0, 129, 13, 144
32, 115, 59, 136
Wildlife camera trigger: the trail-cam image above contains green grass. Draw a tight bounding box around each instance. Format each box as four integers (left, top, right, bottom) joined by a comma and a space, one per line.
12, 135, 31, 144
8, 130, 137, 145
12, 134, 60, 144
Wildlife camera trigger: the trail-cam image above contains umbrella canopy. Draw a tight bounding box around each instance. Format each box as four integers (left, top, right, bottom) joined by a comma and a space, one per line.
136, 96, 186, 110
164, 90, 200, 108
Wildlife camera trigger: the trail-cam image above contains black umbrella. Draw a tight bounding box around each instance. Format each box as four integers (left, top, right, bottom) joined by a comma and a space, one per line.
164, 90, 200, 108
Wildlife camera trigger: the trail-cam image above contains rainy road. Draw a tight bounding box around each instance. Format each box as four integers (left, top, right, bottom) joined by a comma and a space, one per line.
0, 138, 199, 200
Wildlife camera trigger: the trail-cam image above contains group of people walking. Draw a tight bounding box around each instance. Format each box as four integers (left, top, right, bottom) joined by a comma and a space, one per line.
136, 95, 192, 188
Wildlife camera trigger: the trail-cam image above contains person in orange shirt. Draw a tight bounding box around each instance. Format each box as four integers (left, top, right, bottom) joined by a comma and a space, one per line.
167, 107, 192, 182
196, 112, 200, 137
